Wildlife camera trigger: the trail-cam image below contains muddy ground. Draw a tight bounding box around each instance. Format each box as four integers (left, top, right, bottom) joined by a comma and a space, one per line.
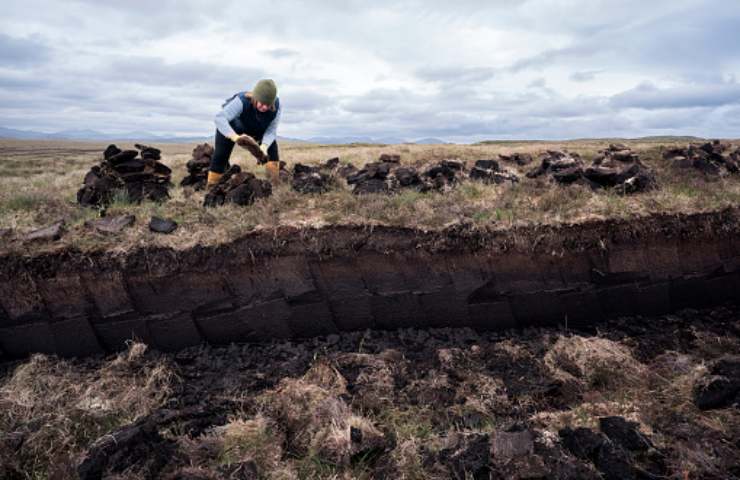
1, 304, 739, 480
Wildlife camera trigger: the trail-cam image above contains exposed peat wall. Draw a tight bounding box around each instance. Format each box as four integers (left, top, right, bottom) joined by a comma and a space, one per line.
1, 208, 739, 358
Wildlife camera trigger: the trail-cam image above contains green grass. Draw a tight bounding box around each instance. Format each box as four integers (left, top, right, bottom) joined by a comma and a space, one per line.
293, 453, 342, 479
374, 406, 436, 441
0, 193, 49, 212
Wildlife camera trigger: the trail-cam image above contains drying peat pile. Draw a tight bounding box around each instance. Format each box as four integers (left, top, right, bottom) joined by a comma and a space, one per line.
335, 154, 518, 195
180, 143, 215, 190
203, 165, 272, 207
498, 152, 534, 166
291, 157, 340, 194
469, 159, 520, 185
77, 144, 172, 207
526, 145, 656, 194
663, 140, 740, 176
1, 305, 738, 479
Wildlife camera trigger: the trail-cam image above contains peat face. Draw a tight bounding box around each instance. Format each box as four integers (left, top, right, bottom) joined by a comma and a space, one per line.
0, 208, 738, 358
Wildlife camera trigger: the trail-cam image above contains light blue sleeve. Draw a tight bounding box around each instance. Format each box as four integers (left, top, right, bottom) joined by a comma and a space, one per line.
261, 102, 281, 147
214, 96, 244, 139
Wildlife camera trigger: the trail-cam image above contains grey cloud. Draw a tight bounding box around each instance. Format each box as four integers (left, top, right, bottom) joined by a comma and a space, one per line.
341, 89, 416, 114
280, 90, 334, 111
570, 70, 602, 82
0, 33, 52, 67
415, 66, 496, 84
2, 0, 740, 140
528, 78, 547, 88
103, 56, 266, 91
0, 72, 49, 90
635, 106, 716, 130
508, 43, 597, 73
265, 48, 300, 59
610, 81, 740, 110
508, 4, 740, 75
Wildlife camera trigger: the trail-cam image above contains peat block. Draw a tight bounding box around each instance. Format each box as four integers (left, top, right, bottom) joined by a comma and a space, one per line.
149, 217, 178, 234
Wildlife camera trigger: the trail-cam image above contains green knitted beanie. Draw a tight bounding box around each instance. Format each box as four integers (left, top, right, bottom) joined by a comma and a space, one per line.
252, 79, 277, 107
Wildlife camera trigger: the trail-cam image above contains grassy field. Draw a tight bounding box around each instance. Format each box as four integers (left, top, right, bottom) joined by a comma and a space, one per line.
1, 137, 739, 254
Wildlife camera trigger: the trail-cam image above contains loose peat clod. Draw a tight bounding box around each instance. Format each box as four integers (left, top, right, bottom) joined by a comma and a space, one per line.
23, 220, 65, 242
149, 216, 178, 234
86, 215, 136, 234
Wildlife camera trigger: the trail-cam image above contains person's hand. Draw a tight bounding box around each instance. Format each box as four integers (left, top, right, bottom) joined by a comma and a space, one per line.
230, 134, 242, 143
259, 144, 268, 156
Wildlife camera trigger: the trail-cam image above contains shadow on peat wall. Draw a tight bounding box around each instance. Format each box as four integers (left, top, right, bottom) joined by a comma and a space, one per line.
1, 208, 739, 358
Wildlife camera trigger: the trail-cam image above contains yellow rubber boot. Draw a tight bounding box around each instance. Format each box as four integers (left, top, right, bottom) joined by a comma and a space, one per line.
206, 171, 223, 189
266, 161, 280, 184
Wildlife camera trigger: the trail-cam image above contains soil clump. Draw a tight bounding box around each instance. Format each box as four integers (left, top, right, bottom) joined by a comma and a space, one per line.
693, 355, 740, 410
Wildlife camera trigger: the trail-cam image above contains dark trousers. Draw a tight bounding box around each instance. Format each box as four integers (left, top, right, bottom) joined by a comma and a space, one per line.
210, 130, 279, 174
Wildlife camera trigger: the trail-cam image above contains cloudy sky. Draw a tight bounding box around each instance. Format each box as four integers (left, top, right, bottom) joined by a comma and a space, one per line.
1, 0, 739, 142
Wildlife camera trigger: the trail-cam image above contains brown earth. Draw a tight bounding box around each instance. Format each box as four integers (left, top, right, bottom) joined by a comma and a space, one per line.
1, 304, 738, 479
0, 207, 738, 358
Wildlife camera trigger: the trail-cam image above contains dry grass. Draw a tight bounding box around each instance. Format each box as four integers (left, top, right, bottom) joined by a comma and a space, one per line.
544, 334, 647, 390
217, 414, 284, 469
248, 359, 388, 479
1, 138, 739, 255
0, 342, 176, 479
532, 327, 740, 478
0, 313, 737, 479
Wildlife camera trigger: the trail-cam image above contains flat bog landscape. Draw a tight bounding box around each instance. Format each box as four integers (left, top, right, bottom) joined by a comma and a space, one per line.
3, 0, 740, 477
1, 137, 740, 254
0, 138, 739, 479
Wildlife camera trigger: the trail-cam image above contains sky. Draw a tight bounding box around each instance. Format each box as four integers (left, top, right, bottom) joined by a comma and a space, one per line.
1, 0, 739, 142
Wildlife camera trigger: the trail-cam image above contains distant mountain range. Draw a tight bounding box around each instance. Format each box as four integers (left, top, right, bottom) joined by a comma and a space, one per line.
0, 126, 210, 143
303, 135, 449, 145
0, 126, 450, 145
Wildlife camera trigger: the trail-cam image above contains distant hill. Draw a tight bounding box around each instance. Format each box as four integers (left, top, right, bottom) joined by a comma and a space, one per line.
0, 127, 448, 145
0, 126, 48, 140
413, 137, 449, 144
304, 136, 451, 145
5, 127, 736, 146
306, 136, 390, 145
0, 126, 209, 143
475, 135, 721, 145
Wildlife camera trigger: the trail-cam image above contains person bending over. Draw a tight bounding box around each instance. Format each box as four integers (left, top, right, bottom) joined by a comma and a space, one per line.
208, 79, 282, 187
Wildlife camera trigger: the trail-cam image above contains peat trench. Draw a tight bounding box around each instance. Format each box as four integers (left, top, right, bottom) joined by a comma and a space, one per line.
0, 207, 739, 358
